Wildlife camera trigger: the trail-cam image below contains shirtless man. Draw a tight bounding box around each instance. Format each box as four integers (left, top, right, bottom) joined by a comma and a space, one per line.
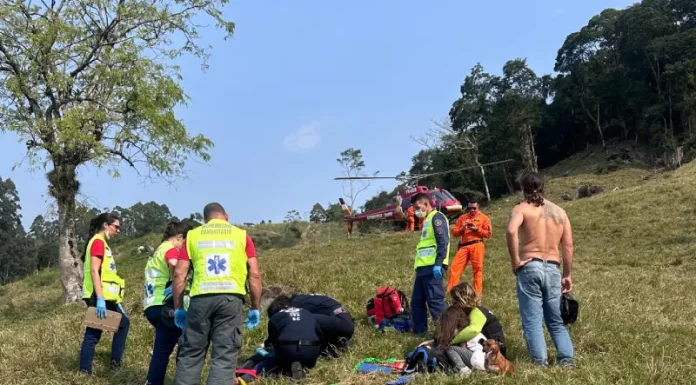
506, 172, 575, 368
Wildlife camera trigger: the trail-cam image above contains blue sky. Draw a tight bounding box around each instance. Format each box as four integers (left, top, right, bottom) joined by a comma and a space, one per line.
1, 0, 637, 228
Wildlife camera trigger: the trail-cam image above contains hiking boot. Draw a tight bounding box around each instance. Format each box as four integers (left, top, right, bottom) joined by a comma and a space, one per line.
290, 361, 305, 381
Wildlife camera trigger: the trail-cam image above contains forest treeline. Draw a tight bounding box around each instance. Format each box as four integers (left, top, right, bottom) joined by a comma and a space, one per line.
0, 176, 204, 285
355, 0, 696, 208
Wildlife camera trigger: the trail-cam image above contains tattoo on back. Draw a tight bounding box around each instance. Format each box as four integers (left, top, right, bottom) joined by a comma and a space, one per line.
542, 203, 564, 225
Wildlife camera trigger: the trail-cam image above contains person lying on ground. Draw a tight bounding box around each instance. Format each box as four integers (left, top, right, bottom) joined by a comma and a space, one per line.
449, 281, 507, 357
263, 295, 324, 380
285, 293, 354, 357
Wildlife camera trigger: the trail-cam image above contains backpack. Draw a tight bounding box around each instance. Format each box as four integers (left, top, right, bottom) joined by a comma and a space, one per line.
402, 342, 453, 374
366, 286, 409, 325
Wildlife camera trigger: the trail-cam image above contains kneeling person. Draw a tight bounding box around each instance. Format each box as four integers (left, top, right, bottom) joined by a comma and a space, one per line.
288, 293, 354, 355
266, 296, 323, 380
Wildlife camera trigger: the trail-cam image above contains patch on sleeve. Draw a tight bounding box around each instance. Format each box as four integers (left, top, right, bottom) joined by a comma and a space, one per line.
434, 219, 443, 227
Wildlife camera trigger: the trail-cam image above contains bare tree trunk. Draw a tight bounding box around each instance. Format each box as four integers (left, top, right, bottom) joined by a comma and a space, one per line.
477, 161, 491, 203
619, 117, 628, 141
502, 164, 514, 194
581, 98, 606, 150
48, 163, 83, 304
595, 106, 606, 150
523, 125, 538, 172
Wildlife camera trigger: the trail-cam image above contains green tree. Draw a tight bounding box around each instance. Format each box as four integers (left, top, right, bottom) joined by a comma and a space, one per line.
284, 210, 302, 223
127, 201, 175, 236
0, 176, 35, 284
324, 203, 345, 222
0, 0, 232, 302
336, 148, 378, 210
309, 203, 327, 223
29, 214, 59, 270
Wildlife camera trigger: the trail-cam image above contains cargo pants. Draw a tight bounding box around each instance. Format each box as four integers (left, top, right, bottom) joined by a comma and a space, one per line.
172, 294, 244, 385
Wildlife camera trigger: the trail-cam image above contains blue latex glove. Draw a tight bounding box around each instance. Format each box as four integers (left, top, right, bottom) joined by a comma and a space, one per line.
117, 303, 127, 316
163, 286, 173, 297
96, 297, 107, 319
433, 265, 443, 279
255, 347, 275, 358
174, 308, 187, 329
245, 309, 260, 329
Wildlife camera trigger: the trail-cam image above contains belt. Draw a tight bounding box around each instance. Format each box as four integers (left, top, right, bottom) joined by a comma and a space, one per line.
278, 340, 321, 346
459, 239, 482, 248
529, 258, 560, 266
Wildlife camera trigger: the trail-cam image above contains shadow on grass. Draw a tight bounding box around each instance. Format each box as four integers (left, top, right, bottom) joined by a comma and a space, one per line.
52, 349, 148, 385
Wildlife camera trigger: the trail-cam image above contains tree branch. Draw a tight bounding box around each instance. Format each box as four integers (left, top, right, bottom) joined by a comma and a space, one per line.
70, 0, 125, 79
0, 41, 41, 115
107, 149, 138, 171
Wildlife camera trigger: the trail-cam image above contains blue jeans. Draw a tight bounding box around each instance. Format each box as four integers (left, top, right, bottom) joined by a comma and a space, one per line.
516, 259, 574, 365
411, 269, 446, 334
145, 305, 182, 385
79, 299, 130, 374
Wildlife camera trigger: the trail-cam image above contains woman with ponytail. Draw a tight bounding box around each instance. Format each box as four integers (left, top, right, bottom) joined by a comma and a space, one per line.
79, 212, 129, 375
143, 220, 193, 385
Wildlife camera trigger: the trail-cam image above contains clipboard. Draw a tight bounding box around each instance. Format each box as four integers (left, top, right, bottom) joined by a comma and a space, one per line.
84, 307, 122, 332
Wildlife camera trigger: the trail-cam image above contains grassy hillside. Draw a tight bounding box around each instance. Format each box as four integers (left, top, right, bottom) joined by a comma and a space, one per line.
2, 157, 696, 384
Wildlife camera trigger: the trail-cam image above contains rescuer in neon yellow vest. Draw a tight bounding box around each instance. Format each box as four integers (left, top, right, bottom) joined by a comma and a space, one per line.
171, 202, 263, 385
78, 212, 130, 375
410, 192, 450, 335
143, 220, 193, 385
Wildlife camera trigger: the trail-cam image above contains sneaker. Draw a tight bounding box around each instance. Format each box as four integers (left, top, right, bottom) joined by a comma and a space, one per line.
458, 367, 472, 376
290, 361, 305, 381
558, 358, 576, 368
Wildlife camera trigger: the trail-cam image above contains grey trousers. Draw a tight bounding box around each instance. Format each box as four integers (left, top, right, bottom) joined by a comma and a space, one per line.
173, 294, 244, 385
446, 346, 473, 371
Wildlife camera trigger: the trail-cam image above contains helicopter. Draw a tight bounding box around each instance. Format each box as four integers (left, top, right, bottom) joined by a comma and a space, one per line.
334, 159, 513, 234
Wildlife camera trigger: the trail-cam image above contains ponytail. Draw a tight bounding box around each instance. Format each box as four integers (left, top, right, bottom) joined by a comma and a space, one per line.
523, 190, 545, 207
520, 171, 545, 207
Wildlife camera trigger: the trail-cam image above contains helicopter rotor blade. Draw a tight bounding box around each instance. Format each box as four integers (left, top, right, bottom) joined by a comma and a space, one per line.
334, 159, 513, 182
409, 159, 514, 180
333, 176, 407, 180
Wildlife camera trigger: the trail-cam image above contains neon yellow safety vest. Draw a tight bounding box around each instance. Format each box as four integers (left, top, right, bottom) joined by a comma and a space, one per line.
143, 241, 175, 310
414, 209, 450, 269
82, 234, 126, 303
186, 219, 248, 297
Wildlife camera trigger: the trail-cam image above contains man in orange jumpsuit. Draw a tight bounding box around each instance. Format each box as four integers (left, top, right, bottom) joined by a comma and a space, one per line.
406, 205, 415, 231
447, 200, 491, 294
405, 204, 424, 231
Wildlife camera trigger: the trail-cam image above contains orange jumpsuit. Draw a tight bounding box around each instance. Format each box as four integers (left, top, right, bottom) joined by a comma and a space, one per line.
447, 211, 491, 294
406, 206, 424, 231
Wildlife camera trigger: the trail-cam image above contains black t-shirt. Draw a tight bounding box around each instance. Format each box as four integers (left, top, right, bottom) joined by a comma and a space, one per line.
479, 306, 505, 344
289, 294, 342, 316
267, 307, 322, 344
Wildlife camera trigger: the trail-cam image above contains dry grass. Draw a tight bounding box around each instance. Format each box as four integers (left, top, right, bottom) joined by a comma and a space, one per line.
2, 159, 696, 384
